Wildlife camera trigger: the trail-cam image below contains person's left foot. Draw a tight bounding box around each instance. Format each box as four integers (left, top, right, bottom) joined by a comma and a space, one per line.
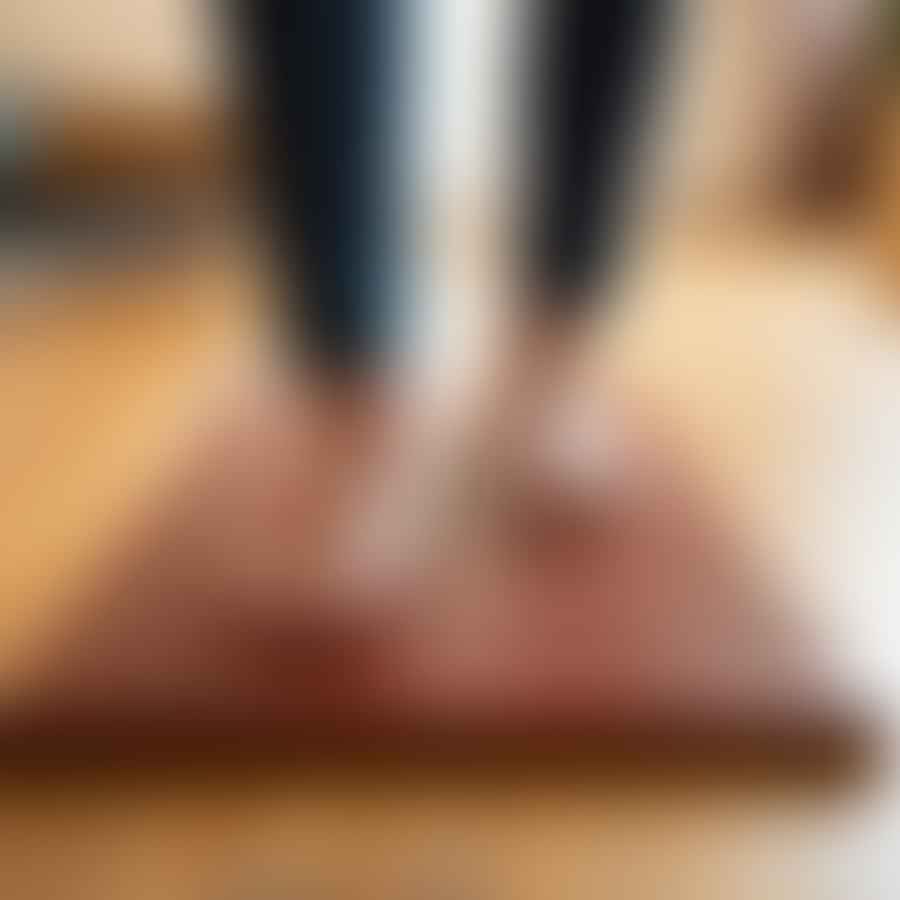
467, 313, 632, 520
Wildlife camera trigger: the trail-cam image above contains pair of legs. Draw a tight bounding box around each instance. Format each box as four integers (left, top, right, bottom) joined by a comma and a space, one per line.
232, 0, 663, 599
243, 0, 662, 371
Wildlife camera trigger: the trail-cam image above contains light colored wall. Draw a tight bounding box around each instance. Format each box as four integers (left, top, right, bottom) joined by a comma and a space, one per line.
1, 0, 224, 106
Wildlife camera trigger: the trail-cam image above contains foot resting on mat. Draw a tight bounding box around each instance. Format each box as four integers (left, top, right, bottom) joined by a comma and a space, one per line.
472, 312, 632, 517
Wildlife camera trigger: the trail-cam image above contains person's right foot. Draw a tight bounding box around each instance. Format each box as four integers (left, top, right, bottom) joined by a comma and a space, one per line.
183, 352, 474, 634
159, 356, 396, 619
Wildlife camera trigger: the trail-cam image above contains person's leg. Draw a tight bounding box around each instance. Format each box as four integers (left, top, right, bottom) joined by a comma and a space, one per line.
490, 0, 666, 498
233, 0, 483, 607
218, 0, 419, 604
528, 0, 664, 320
241, 0, 406, 378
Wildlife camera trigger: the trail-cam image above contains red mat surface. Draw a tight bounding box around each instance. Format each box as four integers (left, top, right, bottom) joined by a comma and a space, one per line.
3, 417, 865, 768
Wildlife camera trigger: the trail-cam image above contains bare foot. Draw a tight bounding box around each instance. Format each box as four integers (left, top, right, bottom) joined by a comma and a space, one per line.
188, 346, 485, 639
474, 312, 630, 513
168, 358, 397, 623
172, 311, 626, 634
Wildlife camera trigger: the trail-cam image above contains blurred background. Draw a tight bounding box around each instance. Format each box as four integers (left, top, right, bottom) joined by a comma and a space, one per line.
1, 1, 900, 897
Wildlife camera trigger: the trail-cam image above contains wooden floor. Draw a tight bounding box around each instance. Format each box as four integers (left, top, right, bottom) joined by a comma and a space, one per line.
0, 242, 260, 694
0, 766, 829, 900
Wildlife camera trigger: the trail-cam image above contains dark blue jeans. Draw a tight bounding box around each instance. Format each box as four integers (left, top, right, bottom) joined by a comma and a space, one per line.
241, 0, 664, 376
